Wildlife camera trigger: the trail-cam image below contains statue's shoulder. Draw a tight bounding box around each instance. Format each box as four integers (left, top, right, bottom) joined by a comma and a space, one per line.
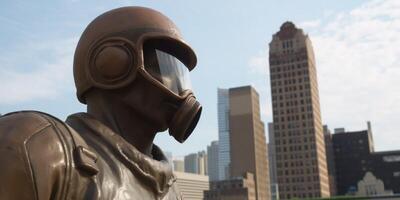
0, 111, 76, 199
0, 111, 63, 144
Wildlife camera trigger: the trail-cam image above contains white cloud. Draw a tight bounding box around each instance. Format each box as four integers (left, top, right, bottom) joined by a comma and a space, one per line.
0, 38, 77, 105
248, 49, 269, 75
299, 19, 321, 29
301, 0, 400, 151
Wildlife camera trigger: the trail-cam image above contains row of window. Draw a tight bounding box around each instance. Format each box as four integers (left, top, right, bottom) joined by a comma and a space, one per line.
274, 113, 314, 122
272, 121, 315, 130
275, 134, 316, 144
271, 77, 307, 87
269, 54, 307, 65
271, 70, 310, 80
278, 164, 319, 175
273, 98, 313, 110
272, 86, 312, 98
276, 143, 316, 153
272, 105, 313, 117
272, 91, 309, 101
273, 106, 314, 117
276, 151, 317, 160
270, 62, 308, 73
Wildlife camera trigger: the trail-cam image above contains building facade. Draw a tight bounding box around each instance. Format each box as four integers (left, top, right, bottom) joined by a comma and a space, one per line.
229, 86, 270, 200
218, 88, 231, 180
184, 153, 199, 174
198, 151, 208, 175
323, 125, 337, 196
174, 171, 209, 200
207, 140, 219, 181
332, 123, 400, 195
268, 123, 279, 200
268, 21, 330, 199
207, 86, 270, 200
184, 151, 208, 175
173, 160, 185, 172
332, 126, 374, 195
356, 172, 393, 196
204, 172, 257, 200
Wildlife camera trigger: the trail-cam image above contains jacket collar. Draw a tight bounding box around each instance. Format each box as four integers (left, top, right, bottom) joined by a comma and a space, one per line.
66, 112, 176, 197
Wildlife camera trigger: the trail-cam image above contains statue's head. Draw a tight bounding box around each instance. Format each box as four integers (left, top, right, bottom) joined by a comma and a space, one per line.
73, 7, 201, 143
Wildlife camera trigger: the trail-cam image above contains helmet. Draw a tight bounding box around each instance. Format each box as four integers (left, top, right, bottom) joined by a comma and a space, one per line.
73, 6, 197, 103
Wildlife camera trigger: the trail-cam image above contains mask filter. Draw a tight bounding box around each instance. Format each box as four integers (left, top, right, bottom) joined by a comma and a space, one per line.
168, 94, 202, 143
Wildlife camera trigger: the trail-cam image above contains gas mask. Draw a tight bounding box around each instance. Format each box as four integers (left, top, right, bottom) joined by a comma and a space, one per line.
141, 46, 202, 143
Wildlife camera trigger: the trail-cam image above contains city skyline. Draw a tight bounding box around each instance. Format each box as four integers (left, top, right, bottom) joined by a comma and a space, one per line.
1, 0, 400, 157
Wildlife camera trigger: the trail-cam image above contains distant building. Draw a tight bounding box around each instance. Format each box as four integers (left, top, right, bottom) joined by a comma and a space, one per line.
356, 172, 393, 196
268, 122, 279, 200
368, 150, 400, 194
269, 21, 330, 199
204, 172, 256, 200
323, 125, 337, 196
229, 86, 270, 200
173, 160, 185, 172
198, 151, 208, 175
217, 88, 231, 180
208, 86, 270, 200
174, 171, 209, 200
185, 153, 199, 174
332, 122, 400, 195
207, 141, 219, 181
184, 151, 207, 175
334, 128, 345, 133
332, 123, 374, 195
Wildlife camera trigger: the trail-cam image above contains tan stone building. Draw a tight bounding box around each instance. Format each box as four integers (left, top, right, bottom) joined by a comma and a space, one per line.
229, 86, 270, 200
174, 171, 209, 200
268, 22, 330, 199
204, 172, 257, 200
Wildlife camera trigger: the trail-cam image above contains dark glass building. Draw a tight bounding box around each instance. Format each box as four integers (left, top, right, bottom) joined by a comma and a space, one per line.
332, 123, 400, 195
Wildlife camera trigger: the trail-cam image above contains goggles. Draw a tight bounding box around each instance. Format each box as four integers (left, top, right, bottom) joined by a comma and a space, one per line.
144, 48, 192, 96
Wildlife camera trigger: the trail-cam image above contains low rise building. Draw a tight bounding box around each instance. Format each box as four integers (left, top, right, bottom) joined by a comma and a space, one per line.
204, 172, 256, 200
174, 171, 209, 200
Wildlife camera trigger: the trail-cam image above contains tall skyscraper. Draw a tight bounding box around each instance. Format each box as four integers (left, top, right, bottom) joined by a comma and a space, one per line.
217, 88, 231, 180
208, 86, 270, 200
207, 141, 219, 181
268, 22, 330, 199
229, 86, 270, 200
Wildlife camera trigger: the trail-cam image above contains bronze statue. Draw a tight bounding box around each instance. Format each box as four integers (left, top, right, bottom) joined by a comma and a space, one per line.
0, 7, 201, 200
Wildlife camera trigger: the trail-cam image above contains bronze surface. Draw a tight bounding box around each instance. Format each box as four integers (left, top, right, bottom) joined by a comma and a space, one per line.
0, 6, 201, 199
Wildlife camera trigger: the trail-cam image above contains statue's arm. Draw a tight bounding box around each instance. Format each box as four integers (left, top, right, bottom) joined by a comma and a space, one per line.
0, 112, 68, 200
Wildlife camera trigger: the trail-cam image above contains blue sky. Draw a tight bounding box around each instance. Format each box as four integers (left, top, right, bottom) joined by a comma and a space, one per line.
1, 0, 399, 158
